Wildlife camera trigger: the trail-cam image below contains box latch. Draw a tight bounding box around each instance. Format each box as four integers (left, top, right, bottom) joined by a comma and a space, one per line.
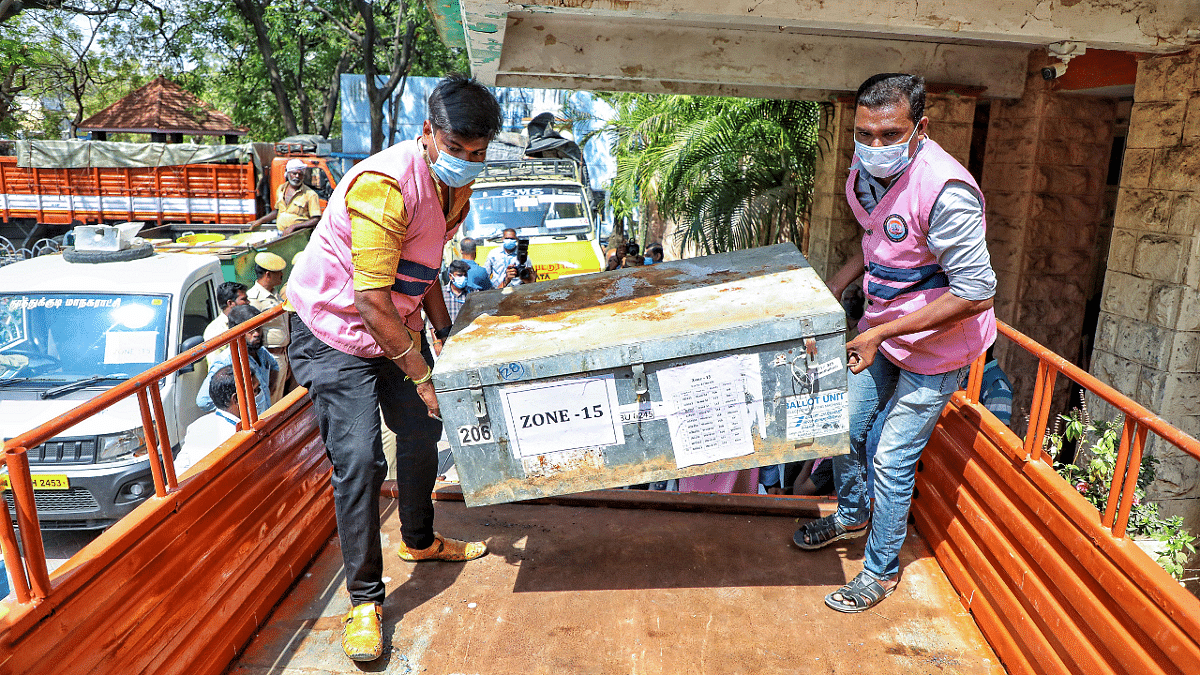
469, 371, 488, 420
629, 345, 648, 397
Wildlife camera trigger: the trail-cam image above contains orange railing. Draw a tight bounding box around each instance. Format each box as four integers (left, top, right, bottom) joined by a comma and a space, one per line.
0, 304, 282, 606
964, 321, 1200, 538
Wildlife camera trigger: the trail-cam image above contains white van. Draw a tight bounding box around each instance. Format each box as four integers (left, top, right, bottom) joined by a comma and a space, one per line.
0, 252, 222, 529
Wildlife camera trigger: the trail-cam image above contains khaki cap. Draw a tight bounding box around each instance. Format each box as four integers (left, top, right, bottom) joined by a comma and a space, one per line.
255, 251, 287, 271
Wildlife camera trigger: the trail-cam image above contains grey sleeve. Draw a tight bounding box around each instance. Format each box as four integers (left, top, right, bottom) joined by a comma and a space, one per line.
926, 181, 997, 301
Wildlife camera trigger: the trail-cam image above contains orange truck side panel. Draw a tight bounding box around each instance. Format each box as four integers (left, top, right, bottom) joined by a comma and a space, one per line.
0, 393, 333, 675
915, 396, 1200, 675
0, 156, 258, 226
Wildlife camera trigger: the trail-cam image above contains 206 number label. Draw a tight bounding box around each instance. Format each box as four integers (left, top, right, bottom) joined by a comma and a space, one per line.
457, 423, 493, 446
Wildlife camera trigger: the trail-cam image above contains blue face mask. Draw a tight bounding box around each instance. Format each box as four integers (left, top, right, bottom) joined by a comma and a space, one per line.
503, 239, 518, 252
644, 256, 654, 266
451, 275, 467, 289
853, 126, 918, 179
431, 134, 485, 188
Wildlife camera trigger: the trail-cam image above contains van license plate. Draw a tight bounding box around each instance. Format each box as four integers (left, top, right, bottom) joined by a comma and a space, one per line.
0, 474, 70, 491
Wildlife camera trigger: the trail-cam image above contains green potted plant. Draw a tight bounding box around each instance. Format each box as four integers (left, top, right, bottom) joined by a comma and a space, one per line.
1046, 407, 1196, 583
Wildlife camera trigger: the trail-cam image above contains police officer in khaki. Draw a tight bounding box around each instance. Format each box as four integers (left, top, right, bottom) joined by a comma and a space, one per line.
247, 251, 290, 402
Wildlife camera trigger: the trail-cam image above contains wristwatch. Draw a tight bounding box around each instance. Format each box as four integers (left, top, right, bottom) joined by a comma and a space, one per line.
434, 326, 451, 342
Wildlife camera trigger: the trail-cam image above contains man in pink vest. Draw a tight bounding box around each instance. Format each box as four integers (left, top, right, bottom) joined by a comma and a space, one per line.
793, 73, 997, 614
286, 75, 502, 662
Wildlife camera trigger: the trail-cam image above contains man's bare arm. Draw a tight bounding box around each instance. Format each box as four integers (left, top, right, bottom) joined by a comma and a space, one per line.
354, 288, 441, 418
846, 292, 993, 373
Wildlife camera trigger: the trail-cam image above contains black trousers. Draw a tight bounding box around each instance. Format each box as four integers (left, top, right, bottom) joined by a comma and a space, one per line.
288, 313, 442, 606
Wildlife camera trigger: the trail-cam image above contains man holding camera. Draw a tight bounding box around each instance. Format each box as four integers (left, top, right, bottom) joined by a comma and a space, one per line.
286, 74, 501, 662
485, 228, 535, 287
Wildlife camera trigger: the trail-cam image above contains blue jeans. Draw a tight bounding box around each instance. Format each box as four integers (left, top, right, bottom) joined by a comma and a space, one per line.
833, 353, 967, 580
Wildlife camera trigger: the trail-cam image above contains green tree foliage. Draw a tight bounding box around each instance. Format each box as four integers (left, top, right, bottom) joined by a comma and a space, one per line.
0, 0, 465, 143
308, 0, 465, 153
599, 94, 825, 256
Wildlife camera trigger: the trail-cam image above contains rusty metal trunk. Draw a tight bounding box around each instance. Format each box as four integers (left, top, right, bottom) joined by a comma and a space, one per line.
434, 243, 849, 506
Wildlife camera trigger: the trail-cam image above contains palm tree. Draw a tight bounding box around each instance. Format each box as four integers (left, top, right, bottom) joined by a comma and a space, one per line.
598, 94, 825, 256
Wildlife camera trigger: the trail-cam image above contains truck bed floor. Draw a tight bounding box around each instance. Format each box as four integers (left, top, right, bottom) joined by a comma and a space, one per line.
227, 495, 1003, 674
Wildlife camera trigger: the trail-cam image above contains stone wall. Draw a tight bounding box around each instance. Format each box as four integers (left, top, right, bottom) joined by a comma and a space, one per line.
1090, 47, 1200, 529
981, 52, 1118, 432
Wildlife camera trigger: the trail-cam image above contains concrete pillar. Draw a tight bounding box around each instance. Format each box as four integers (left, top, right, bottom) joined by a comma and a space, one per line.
980, 52, 1118, 427
806, 99, 857, 281
807, 92, 978, 295
1090, 47, 1200, 532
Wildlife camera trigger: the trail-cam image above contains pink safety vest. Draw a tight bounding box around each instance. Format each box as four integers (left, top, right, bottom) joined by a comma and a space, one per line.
845, 139, 996, 375
288, 140, 462, 358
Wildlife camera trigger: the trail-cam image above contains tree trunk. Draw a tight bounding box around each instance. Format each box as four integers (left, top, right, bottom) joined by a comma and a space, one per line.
353, 0, 416, 153
232, 0, 300, 137
319, 50, 355, 139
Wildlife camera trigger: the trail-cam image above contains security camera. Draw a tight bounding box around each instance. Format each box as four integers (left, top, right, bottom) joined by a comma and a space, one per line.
1041, 62, 1068, 80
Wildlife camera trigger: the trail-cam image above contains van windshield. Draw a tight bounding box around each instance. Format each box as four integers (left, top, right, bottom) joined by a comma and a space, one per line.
0, 293, 171, 385
464, 185, 591, 240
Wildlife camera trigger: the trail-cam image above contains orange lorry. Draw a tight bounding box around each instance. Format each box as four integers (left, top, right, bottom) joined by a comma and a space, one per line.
0, 138, 341, 241
1, 311, 1198, 673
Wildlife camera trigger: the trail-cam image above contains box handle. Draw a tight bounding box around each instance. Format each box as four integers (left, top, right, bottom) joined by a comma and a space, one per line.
469, 371, 488, 421
628, 345, 648, 397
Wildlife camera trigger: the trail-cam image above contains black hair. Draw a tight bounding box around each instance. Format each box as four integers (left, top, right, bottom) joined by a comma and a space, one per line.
209, 365, 238, 411
502, 228, 517, 237
427, 74, 503, 141
459, 237, 477, 255
227, 303, 261, 327
855, 73, 926, 125
647, 243, 664, 260
217, 281, 247, 310
254, 265, 269, 279
447, 259, 471, 276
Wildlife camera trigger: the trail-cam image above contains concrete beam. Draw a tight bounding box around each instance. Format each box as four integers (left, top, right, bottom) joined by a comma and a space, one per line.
456, 1, 1197, 95
461, 1, 511, 84
493, 13, 1031, 99
481, 1, 1198, 52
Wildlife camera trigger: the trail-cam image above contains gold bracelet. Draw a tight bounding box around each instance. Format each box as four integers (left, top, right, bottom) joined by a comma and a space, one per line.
390, 341, 415, 361
411, 366, 434, 385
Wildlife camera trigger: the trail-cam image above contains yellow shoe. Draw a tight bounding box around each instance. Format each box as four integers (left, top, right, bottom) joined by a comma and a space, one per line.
397, 532, 487, 562
342, 602, 383, 662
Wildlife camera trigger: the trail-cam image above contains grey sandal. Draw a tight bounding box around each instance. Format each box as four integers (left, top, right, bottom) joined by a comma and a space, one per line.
792, 514, 869, 550
825, 571, 896, 613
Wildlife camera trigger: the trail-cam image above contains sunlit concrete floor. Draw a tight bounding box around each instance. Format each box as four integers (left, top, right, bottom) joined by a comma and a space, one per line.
228, 493, 1003, 675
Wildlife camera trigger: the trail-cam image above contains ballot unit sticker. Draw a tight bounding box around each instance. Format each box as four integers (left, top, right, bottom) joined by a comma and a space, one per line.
785, 390, 850, 440
499, 375, 623, 459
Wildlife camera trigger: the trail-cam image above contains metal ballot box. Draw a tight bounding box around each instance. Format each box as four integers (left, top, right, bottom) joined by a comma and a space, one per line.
433, 243, 849, 506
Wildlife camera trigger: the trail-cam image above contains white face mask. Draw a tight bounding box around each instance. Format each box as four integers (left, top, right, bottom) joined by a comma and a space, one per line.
853, 126, 918, 178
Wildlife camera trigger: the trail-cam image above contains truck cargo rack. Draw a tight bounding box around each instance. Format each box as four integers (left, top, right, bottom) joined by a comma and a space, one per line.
476, 158, 582, 184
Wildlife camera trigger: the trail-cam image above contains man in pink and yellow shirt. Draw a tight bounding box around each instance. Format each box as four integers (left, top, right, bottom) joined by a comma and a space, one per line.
287, 75, 501, 662
793, 73, 997, 614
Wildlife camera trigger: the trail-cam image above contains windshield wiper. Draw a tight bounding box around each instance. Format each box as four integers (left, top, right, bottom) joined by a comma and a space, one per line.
0, 377, 37, 389
40, 374, 130, 400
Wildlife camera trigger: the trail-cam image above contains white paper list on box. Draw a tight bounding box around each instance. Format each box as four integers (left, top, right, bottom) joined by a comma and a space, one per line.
656, 354, 762, 468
